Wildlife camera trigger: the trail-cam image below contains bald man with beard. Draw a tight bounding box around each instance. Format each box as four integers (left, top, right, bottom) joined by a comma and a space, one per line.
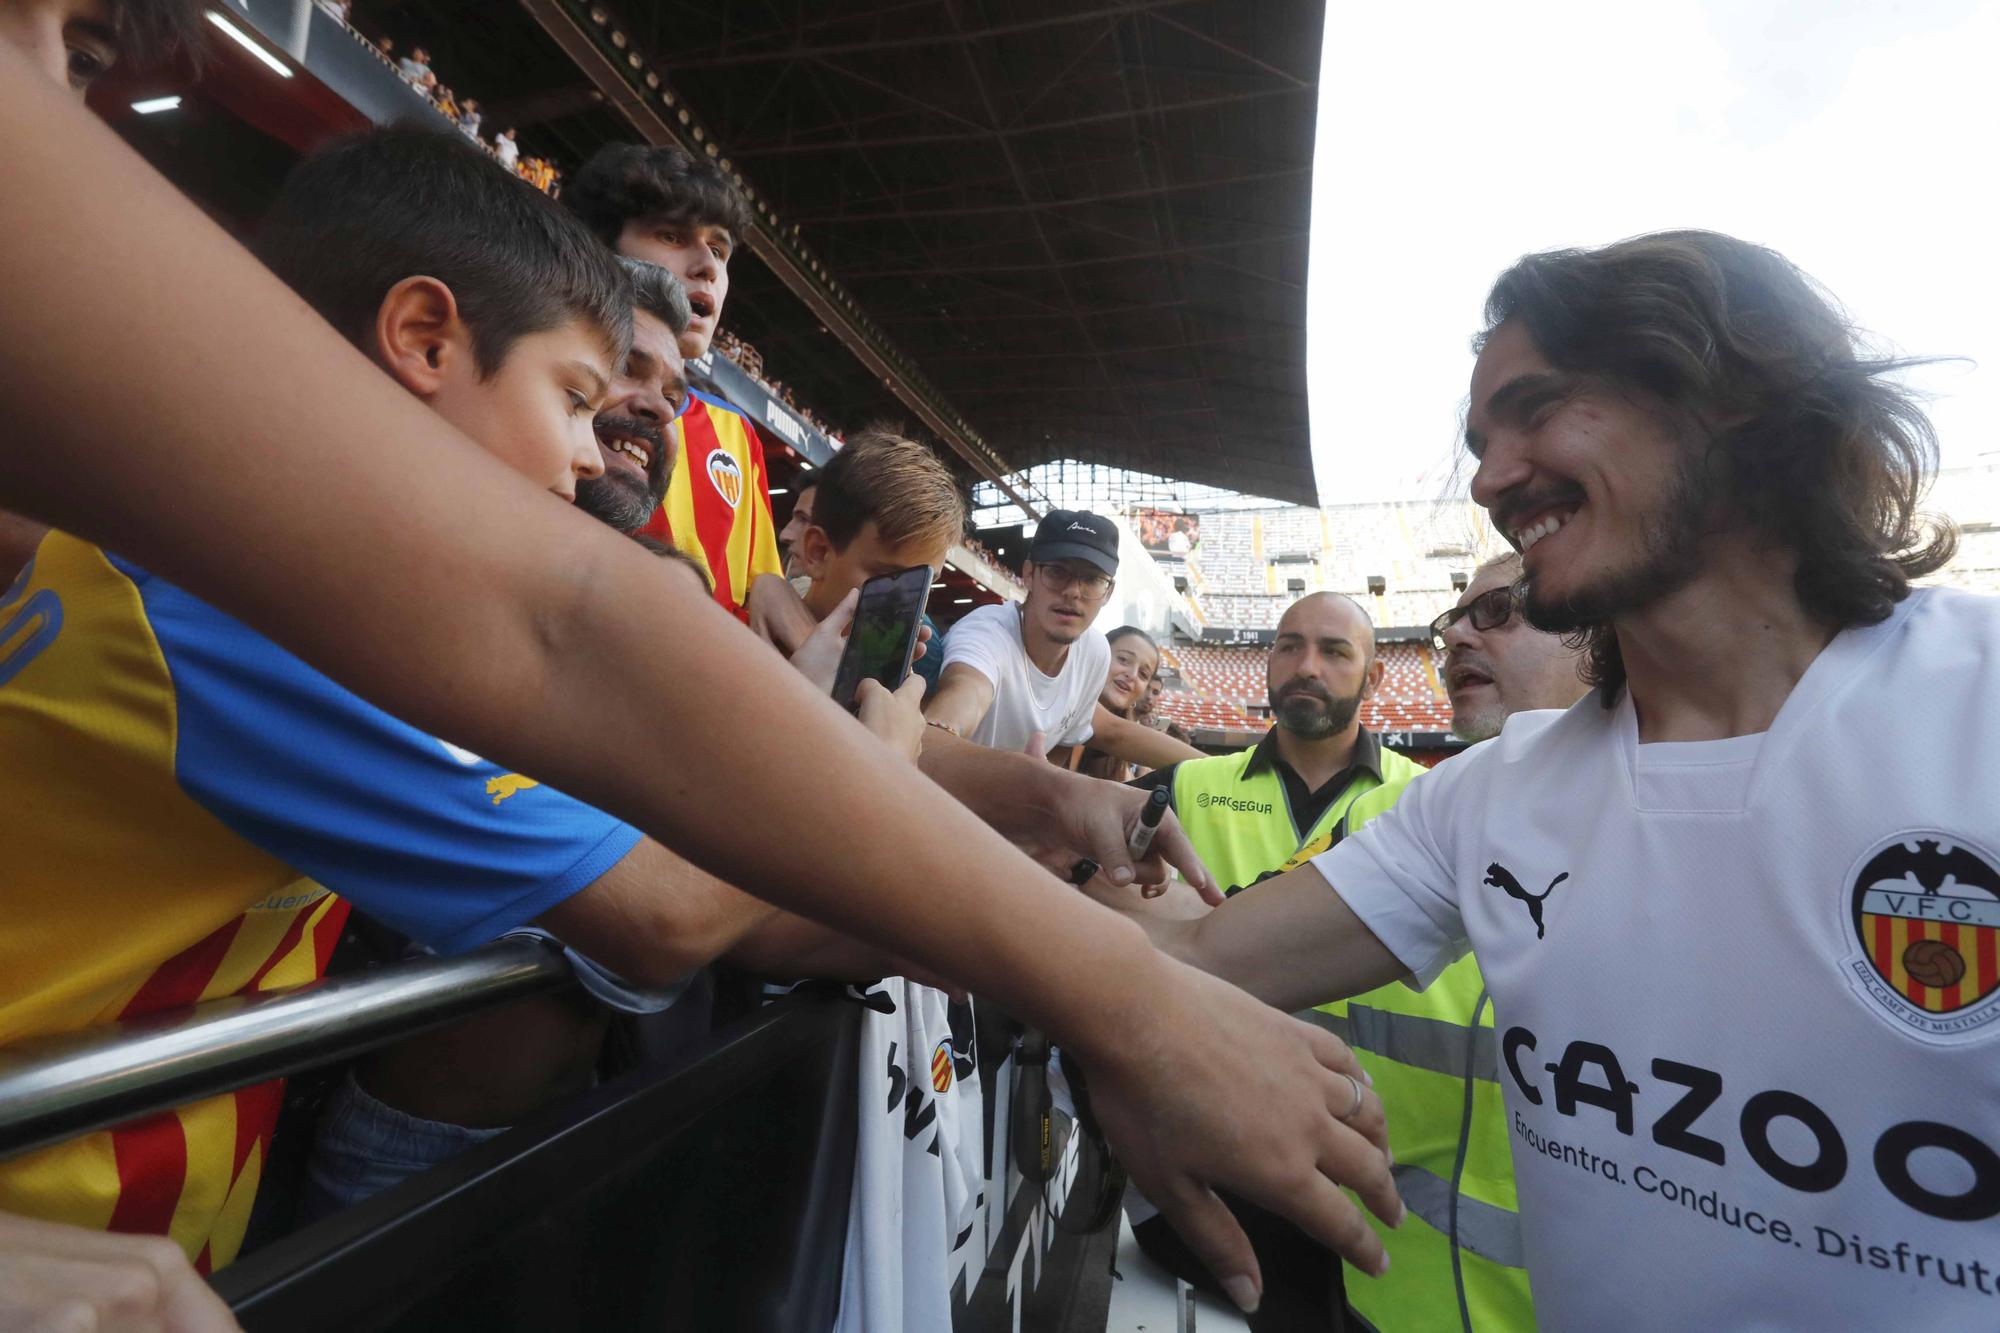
1128, 592, 1457, 1330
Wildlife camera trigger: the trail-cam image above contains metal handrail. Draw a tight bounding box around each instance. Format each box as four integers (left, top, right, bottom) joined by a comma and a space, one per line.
0, 937, 575, 1161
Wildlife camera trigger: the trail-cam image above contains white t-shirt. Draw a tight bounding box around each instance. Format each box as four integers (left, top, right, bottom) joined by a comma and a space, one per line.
941, 603, 1109, 754
1318, 588, 2000, 1331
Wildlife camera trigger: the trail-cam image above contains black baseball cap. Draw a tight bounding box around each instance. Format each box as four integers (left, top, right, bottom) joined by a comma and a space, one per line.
1029, 509, 1120, 577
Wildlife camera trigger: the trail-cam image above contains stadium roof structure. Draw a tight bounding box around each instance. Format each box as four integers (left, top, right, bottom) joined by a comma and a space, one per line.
376, 0, 1327, 507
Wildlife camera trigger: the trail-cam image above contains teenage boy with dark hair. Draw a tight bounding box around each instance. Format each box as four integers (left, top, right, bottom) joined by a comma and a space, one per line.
565, 143, 781, 619
0, 0, 203, 586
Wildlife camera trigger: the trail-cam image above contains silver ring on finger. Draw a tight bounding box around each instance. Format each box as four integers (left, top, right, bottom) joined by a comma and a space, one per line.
1338, 1071, 1365, 1121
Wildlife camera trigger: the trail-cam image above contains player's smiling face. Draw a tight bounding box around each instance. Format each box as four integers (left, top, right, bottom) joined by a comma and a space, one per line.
1466, 319, 1711, 634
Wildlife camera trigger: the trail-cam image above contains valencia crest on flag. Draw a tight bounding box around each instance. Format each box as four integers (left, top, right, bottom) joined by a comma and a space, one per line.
1847, 833, 2000, 1041
931, 1038, 954, 1093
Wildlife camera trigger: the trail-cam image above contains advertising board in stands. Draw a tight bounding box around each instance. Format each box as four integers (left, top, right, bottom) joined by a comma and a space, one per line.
1129, 507, 1200, 554
690, 348, 840, 468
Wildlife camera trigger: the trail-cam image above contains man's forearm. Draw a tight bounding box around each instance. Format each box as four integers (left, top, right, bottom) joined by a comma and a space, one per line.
723, 911, 900, 981
917, 728, 1058, 841
1094, 864, 1409, 1013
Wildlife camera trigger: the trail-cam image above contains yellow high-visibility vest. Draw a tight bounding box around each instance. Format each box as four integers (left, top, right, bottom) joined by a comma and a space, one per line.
1172, 740, 1534, 1332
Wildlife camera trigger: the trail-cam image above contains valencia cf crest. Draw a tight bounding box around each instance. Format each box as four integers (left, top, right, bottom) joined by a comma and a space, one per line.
931, 1038, 954, 1093
706, 451, 745, 509
1845, 832, 2000, 1043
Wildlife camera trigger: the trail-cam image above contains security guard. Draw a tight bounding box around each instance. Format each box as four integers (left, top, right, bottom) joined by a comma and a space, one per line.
1132, 590, 1541, 1332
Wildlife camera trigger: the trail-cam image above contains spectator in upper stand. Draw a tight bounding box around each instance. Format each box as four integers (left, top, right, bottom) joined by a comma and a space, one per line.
927, 510, 1205, 770
456, 96, 480, 139
777, 467, 818, 580
566, 142, 783, 619
1436, 551, 1587, 741
0, 0, 203, 587
396, 43, 429, 84
494, 126, 519, 171
743, 431, 961, 679
1071, 626, 1162, 779
576, 257, 690, 534
396, 43, 430, 83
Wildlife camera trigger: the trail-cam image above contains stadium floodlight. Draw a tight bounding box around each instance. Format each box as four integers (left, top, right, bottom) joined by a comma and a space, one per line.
205, 11, 293, 78
131, 95, 183, 114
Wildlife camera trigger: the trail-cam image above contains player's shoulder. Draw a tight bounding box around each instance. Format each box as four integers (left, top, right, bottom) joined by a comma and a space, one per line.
1828, 586, 1999, 698
1434, 699, 1598, 787
1896, 585, 2000, 647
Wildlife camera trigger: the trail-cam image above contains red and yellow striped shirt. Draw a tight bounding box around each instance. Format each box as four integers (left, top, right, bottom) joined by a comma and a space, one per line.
639, 389, 782, 617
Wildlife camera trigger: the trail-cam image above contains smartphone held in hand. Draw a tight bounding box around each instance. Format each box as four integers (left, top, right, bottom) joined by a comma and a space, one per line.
830, 565, 931, 710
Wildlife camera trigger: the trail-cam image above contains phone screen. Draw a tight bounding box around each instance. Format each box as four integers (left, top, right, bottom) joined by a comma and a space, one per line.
830, 565, 932, 710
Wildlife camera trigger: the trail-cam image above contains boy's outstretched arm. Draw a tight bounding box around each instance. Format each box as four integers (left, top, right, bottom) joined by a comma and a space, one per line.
0, 50, 1398, 1306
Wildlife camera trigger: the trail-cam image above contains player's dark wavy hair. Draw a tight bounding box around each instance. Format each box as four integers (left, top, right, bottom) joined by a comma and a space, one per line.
1479, 229, 1957, 703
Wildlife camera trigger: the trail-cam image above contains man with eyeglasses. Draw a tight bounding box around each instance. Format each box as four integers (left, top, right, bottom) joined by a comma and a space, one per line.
927, 510, 1202, 768
1435, 552, 1587, 741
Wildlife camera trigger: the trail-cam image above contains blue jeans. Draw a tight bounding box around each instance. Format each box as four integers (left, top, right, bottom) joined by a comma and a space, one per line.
300, 1070, 506, 1223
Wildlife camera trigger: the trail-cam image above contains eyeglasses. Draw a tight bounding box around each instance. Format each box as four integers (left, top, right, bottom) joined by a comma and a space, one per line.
1034, 562, 1114, 600
1430, 586, 1518, 651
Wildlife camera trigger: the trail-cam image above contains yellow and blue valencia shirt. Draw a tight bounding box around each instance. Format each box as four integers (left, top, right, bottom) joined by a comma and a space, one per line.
0, 534, 641, 1270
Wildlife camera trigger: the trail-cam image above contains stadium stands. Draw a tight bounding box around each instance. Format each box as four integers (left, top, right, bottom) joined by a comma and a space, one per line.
1159, 641, 1453, 737
1176, 499, 1500, 631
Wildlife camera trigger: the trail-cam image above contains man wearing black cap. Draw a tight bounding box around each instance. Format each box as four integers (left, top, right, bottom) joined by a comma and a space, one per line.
927, 510, 1203, 768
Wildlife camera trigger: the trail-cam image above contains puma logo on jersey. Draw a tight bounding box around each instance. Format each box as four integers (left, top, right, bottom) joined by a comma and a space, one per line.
1487, 862, 1568, 939
486, 773, 540, 805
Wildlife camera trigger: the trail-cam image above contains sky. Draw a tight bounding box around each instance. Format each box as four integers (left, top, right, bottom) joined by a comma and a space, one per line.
1305, 0, 2000, 505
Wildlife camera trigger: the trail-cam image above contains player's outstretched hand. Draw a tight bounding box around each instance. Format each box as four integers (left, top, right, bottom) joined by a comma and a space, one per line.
1077, 956, 1400, 1314
0, 1212, 240, 1332
1031, 774, 1220, 903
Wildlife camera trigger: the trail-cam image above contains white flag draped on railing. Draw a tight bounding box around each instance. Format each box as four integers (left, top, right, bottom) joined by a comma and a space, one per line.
834, 979, 984, 1333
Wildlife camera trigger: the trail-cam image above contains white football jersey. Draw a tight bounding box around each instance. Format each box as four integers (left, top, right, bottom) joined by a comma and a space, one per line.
1319, 588, 2000, 1330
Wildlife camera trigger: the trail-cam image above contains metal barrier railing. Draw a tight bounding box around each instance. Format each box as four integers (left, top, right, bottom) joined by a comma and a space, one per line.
0, 936, 575, 1161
